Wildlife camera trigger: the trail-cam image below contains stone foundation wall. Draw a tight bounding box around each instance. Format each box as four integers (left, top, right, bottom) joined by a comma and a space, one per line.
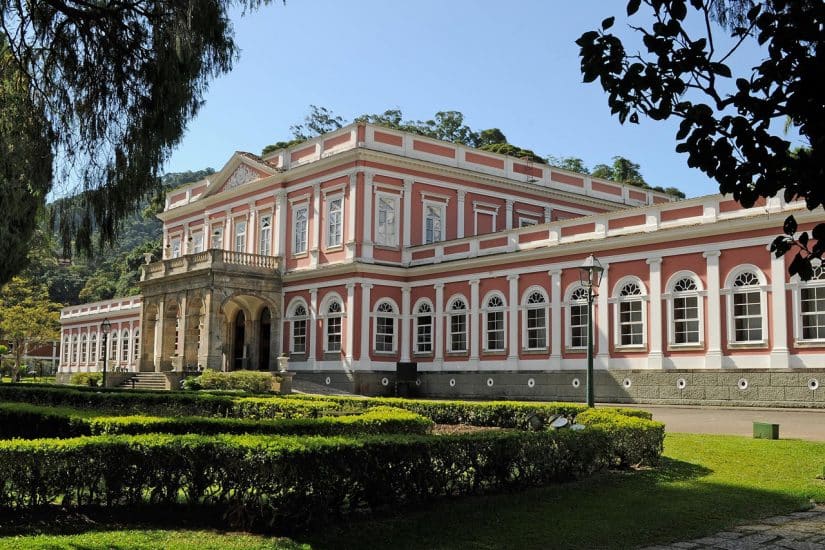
295, 369, 825, 408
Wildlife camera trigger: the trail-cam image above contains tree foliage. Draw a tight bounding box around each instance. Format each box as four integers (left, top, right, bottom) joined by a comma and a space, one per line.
0, 277, 61, 381
577, 0, 824, 277
0, 0, 278, 285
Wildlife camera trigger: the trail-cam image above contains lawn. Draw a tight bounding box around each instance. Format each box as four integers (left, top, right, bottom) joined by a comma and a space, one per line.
1, 433, 822, 549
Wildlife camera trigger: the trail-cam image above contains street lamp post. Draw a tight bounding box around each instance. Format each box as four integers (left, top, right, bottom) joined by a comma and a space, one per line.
578, 254, 604, 407
100, 318, 112, 388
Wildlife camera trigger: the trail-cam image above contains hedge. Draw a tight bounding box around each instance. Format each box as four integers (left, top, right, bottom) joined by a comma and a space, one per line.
574, 408, 665, 467
0, 429, 612, 528
0, 403, 433, 439
184, 370, 279, 393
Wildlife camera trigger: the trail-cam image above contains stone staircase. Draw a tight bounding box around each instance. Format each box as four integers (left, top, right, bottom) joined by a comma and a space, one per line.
118, 372, 167, 391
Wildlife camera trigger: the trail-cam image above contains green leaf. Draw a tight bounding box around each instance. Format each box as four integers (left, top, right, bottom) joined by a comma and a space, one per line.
602, 16, 615, 30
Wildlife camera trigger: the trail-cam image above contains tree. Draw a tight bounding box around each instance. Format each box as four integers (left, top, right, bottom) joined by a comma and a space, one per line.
290, 105, 345, 141
0, 277, 61, 382
547, 156, 591, 174
577, 0, 824, 279
0, 0, 279, 285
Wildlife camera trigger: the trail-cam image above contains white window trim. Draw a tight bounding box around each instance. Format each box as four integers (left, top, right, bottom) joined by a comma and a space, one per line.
482, 291, 507, 352
320, 293, 344, 354
664, 271, 706, 349
191, 231, 204, 254
447, 294, 469, 353
325, 194, 344, 249
286, 298, 309, 355
722, 264, 768, 346
233, 218, 247, 253
373, 298, 399, 354
473, 201, 499, 235
210, 224, 224, 250
413, 298, 434, 355
610, 276, 648, 350
258, 212, 273, 256
292, 204, 309, 256
789, 267, 825, 345
375, 191, 400, 247
521, 286, 549, 351
170, 237, 182, 259
422, 200, 446, 244
565, 284, 590, 351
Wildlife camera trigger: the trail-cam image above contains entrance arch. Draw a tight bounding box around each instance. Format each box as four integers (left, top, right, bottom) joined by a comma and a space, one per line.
232, 310, 246, 370
258, 307, 272, 370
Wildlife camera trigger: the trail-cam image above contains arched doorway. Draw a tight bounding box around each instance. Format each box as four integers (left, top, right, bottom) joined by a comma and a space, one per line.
258, 307, 271, 370
233, 310, 246, 370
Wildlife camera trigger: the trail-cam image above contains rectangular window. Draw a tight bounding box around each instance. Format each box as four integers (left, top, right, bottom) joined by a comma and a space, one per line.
570, 304, 588, 348
801, 286, 825, 340
292, 319, 306, 354
376, 195, 398, 246
733, 291, 762, 342
293, 206, 308, 254
519, 217, 538, 228
526, 308, 547, 349
327, 197, 343, 248
259, 215, 272, 256
326, 317, 342, 352
620, 301, 644, 346
424, 204, 443, 244
416, 315, 432, 353
375, 317, 394, 352
673, 295, 700, 344
210, 225, 223, 250
450, 314, 467, 352
171, 238, 181, 259
234, 220, 247, 252
486, 311, 505, 351
192, 232, 204, 253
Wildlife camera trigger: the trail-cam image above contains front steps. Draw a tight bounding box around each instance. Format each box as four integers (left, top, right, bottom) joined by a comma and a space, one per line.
118, 372, 167, 390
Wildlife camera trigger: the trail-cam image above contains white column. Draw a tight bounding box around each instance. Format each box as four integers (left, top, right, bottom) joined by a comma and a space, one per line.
597, 263, 610, 366
647, 257, 663, 369
310, 184, 320, 268
275, 194, 287, 261
247, 205, 256, 254
770, 253, 790, 368
402, 178, 412, 248
457, 190, 466, 239
223, 210, 232, 250
308, 289, 318, 368
400, 286, 411, 362
345, 283, 356, 364
469, 278, 480, 362
505, 199, 514, 230
362, 173, 374, 261
550, 270, 562, 361
360, 283, 373, 367
434, 283, 444, 368
507, 274, 519, 365
703, 250, 722, 368
346, 174, 357, 260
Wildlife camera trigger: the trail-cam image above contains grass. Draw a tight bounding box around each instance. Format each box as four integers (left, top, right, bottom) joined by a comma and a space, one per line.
0, 433, 822, 549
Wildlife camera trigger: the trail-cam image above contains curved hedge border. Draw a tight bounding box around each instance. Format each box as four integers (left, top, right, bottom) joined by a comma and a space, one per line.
0, 429, 612, 528
0, 404, 432, 439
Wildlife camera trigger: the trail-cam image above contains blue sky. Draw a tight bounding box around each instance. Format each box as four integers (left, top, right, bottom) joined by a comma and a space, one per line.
165, 0, 770, 199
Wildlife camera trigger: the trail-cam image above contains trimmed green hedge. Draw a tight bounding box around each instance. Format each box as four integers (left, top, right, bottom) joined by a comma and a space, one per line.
575, 408, 664, 467
0, 403, 432, 439
185, 369, 279, 393
69, 372, 102, 387
0, 430, 611, 528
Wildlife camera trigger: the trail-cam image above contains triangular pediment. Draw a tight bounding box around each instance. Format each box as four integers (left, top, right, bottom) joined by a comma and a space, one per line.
200, 153, 276, 199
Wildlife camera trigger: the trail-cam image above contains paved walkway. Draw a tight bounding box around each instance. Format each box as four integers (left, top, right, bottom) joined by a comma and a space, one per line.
641, 506, 825, 549
610, 404, 825, 441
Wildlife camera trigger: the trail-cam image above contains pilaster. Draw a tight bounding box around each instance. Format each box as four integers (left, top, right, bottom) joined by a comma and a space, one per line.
703, 250, 722, 368
507, 274, 519, 365
400, 286, 411, 362
647, 257, 663, 369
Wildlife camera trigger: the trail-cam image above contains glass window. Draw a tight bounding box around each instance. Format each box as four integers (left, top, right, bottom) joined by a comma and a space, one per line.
801, 267, 825, 340
291, 304, 307, 354
80, 335, 88, 363
90, 334, 97, 363
192, 232, 204, 253
234, 220, 247, 252
326, 300, 342, 352
210, 226, 223, 250
294, 206, 308, 254
121, 330, 130, 363
525, 291, 547, 349
672, 277, 700, 344
259, 215, 272, 256
375, 302, 396, 353
619, 282, 644, 346
568, 287, 589, 349
415, 302, 433, 353
449, 298, 468, 352
424, 204, 443, 244
133, 331, 140, 362
63, 338, 70, 363
732, 271, 763, 342
376, 196, 398, 246
171, 238, 181, 259
110, 331, 119, 362
327, 198, 343, 248
485, 295, 505, 351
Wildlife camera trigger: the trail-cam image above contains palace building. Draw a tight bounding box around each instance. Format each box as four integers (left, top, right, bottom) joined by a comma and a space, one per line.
58, 123, 825, 406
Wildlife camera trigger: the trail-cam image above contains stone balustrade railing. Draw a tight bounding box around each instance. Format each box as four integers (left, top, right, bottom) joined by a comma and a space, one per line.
141, 249, 281, 281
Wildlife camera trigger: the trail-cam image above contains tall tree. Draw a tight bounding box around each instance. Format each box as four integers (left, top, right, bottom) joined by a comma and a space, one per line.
0, 276, 61, 382
577, 0, 824, 278
0, 0, 279, 284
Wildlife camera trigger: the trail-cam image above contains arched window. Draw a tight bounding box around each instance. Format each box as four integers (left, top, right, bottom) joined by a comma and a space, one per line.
566, 286, 589, 349
523, 289, 548, 350
325, 299, 343, 353
667, 273, 703, 346
72, 335, 79, 363
798, 266, 825, 341
448, 297, 468, 352
133, 330, 140, 363
121, 330, 130, 363
615, 279, 646, 348
110, 330, 119, 363
484, 294, 506, 352
726, 267, 766, 344
374, 301, 397, 353
415, 301, 433, 354
90, 334, 98, 363
289, 302, 308, 354
63, 337, 70, 364
80, 334, 88, 363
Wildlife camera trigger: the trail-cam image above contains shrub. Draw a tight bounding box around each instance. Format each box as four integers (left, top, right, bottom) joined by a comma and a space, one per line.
69, 372, 102, 387
190, 369, 276, 393
575, 408, 665, 467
